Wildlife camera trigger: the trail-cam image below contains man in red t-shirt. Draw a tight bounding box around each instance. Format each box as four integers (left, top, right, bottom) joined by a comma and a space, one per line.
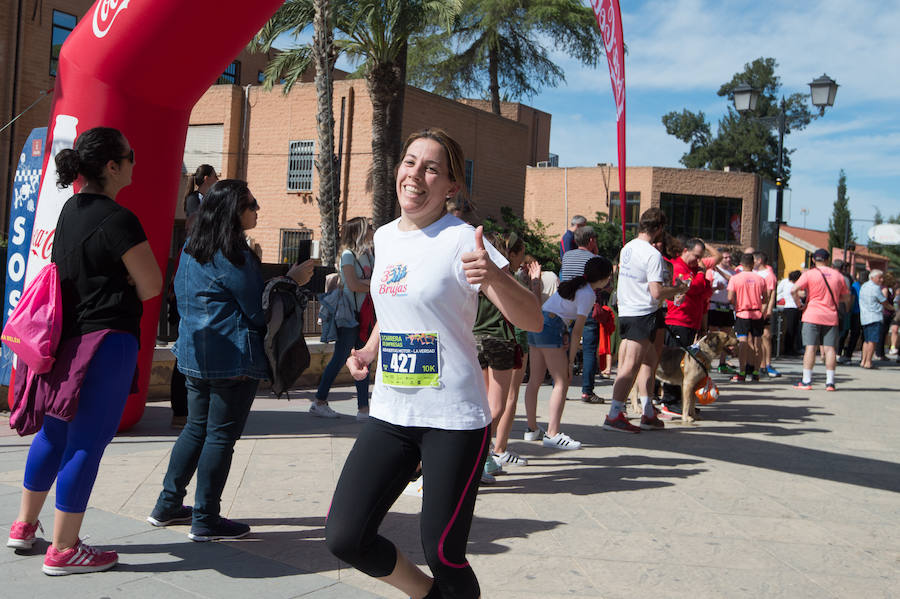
753, 251, 779, 377
727, 252, 767, 382
790, 248, 851, 391
659, 239, 719, 413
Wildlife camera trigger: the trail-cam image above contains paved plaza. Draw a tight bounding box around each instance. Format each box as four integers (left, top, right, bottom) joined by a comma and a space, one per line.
1, 356, 898, 598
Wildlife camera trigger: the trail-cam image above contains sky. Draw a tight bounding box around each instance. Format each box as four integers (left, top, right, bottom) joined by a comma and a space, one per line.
277, 0, 900, 243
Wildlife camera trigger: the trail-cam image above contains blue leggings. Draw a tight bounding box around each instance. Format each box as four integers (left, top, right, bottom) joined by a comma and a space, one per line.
23, 332, 138, 513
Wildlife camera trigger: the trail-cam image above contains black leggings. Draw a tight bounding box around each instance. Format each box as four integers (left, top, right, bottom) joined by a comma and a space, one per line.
325, 417, 489, 599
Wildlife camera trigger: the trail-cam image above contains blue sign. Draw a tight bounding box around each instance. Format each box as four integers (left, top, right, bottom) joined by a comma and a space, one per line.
0, 127, 46, 385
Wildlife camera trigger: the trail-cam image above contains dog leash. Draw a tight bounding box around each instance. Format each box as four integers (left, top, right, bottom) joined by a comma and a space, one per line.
662, 323, 709, 377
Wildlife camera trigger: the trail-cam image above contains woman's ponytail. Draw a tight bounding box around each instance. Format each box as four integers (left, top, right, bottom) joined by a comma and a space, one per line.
557, 256, 613, 300
55, 149, 81, 188
558, 275, 587, 300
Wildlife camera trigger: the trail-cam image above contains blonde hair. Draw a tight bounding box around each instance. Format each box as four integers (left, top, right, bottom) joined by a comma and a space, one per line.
340, 216, 373, 257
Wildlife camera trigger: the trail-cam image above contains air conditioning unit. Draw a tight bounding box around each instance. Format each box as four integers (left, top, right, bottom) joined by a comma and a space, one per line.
536, 161, 550, 168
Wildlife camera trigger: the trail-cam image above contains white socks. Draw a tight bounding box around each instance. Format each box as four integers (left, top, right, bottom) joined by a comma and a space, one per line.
609, 400, 625, 419
826, 369, 835, 384
640, 396, 655, 418
802, 369, 813, 384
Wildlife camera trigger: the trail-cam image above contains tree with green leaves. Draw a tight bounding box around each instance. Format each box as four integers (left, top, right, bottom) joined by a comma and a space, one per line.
662, 57, 818, 184
255, 0, 461, 228
828, 169, 854, 253
483, 206, 560, 272
407, 0, 603, 115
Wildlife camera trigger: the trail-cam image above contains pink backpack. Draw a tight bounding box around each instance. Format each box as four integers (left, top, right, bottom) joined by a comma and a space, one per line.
1, 263, 63, 374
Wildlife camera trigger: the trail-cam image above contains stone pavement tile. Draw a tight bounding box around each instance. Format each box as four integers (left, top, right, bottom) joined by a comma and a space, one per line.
105, 577, 220, 599
721, 513, 838, 545
577, 560, 836, 599
763, 540, 897, 580
596, 506, 743, 540
468, 552, 601, 598
681, 485, 800, 518
0, 555, 158, 597
806, 574, 900, 599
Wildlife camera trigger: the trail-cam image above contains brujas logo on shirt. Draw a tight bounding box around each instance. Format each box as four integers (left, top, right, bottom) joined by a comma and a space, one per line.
379, 264, 408, 297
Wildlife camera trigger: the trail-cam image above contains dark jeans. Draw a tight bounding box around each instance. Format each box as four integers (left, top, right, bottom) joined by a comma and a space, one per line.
877, 314, 892, 358
662, 325, 697, 405
575, 315, 599, 395
155, 376, 259, 527
781, 308, 802, 355
840, 313, 861, 359
170, 359, 188, 417
317, 325, 369, 409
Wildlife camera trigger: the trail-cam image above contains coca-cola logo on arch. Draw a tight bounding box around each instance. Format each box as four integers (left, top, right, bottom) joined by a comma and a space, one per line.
93, 0, 130, 39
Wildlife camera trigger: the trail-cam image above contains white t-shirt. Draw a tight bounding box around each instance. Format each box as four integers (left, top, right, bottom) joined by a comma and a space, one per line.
369, 214, 508, 430
616, 238, 665, 317
707, 266, 734, 305
776, 279, 797, 309
541, 284, 595, 323
340, 249, 373, 310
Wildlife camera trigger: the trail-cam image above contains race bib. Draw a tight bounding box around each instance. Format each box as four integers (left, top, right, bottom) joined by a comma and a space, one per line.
380, 332, 440, 387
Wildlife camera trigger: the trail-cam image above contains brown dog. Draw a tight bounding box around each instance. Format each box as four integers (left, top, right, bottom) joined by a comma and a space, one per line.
655, 330, 737, 423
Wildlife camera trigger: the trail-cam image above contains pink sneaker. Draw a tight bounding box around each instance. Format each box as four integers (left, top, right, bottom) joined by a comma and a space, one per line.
7, 520, 43, 550
42, 539, 118, 576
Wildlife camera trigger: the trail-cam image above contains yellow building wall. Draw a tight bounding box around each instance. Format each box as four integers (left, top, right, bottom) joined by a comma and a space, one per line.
779, 238, 809, 277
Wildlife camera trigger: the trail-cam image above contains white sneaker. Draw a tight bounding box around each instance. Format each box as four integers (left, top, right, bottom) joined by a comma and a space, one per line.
523, 427, 545, 441
542, 432, 582, 450
356, 410, 369, 422
494, 450, 528, 466
889, 348, 898, 356
309, 403, 339, 418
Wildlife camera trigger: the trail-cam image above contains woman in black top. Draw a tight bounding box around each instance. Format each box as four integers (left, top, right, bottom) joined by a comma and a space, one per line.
6, 127, 162, 575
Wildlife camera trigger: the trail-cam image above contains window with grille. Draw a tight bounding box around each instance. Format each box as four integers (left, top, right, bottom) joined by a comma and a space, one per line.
280, 229, 314, 264
288, 140, 315, 192
660, 193, 743, 243
609, 192, 641, 236
50, 11, 76, 76
217, 61, 241, 85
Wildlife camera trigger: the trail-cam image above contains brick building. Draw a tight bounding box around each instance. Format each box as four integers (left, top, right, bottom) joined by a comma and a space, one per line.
0, 0, 273, 230
183, 80, 551, 264
524, 165, 763, 249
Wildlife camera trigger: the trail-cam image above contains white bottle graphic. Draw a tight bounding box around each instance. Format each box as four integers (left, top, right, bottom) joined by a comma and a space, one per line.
23, 114, 79, 287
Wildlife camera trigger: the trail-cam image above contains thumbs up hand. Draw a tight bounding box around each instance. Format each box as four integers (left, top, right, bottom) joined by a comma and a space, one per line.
462, 225, 499, 285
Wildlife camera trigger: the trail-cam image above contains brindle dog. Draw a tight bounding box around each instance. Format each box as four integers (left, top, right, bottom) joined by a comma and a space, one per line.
655, 330, 737, 423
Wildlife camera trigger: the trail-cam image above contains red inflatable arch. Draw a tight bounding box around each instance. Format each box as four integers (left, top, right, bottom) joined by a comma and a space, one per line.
10, 0, 285, 429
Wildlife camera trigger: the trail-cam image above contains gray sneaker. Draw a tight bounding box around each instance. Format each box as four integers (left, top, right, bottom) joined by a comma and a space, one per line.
310, 403, 339, 418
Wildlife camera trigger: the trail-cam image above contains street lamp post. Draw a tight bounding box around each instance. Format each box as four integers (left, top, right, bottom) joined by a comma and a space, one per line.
732, 74, 839, 275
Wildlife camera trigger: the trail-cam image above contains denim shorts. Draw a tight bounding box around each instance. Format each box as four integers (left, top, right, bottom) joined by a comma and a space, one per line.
527, 311, 566, 348
862, 322, 882, 344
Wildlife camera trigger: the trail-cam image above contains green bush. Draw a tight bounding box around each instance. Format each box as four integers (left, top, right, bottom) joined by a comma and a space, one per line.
483, 207, 561, 272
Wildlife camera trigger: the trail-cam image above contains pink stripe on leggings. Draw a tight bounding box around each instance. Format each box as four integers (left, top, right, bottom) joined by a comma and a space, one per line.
437, 426, 489, 568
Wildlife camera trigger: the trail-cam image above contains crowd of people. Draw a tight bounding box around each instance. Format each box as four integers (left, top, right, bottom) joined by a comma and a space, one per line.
5, 125, 894, 599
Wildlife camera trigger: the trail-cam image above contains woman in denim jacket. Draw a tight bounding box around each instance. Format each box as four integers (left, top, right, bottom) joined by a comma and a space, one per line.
149, 179, 312, 541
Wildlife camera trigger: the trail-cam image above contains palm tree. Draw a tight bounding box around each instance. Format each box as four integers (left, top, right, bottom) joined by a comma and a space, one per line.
408, 0, 603, 115
255, 0, 460, 228
255, 0, 340, 265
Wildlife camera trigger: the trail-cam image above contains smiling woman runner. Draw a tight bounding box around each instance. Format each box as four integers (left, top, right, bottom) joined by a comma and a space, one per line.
324, 128, 542, 599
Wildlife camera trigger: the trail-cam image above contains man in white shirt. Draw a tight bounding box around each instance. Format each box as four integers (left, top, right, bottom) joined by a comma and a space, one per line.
776, 270, 802, 355
603, 208, 687, 433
